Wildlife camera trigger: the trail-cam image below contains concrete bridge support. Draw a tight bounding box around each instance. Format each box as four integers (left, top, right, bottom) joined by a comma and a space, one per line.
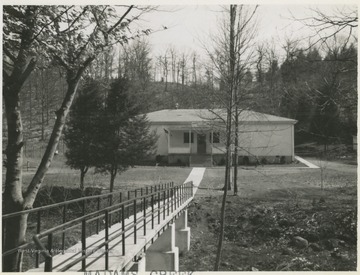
146, 223, 179, 271
129, 255, 146, 272
175, 209, 191, 255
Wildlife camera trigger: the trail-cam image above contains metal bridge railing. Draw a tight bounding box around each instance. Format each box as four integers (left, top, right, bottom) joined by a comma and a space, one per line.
31, 181, 193, 272
2, 181, 193, 271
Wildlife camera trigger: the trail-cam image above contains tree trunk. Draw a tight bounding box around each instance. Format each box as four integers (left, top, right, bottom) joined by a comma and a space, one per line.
80, 167, 88, 192
3, 82, 29, 272
41, 97, 45, 140
192, 54, 197, 87
4, 78, 82, 272
215, 108, 233, 270
3, 214, 28, 272
105, 50, 110, 81
234, 107, 239, 195
323, 140, 328, 155
3, 51, 36, 272
215, 5, 236, 270
214, 5, 236, 271
24, 78, 81, 209
46, 85, 49, 125
29, 81, 32, 129
109, 165, 117, 193
3, 86, 26, 271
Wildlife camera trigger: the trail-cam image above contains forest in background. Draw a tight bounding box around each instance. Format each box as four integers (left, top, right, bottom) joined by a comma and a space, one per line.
4, 37, 356, 158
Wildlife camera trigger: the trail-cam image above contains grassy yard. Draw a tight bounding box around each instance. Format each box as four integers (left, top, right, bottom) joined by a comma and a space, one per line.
5, 161, 192, 272
180, 161, 357, 271
15, 154, 192, 192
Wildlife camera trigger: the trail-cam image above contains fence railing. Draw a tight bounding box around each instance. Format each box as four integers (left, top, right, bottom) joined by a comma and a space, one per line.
31, 181, 193, 271
2, 181, 192, 271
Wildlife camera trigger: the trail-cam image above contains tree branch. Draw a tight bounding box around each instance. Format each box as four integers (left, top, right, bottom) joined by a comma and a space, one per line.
53, 55, 70, 71
59, 6, 88, 34
3, 70, 10, 84
32, 6, 74, 43
107, 5, 134, 34
18, 57, 37, 86
3, 47, 17, 63
75, 56, 95, 81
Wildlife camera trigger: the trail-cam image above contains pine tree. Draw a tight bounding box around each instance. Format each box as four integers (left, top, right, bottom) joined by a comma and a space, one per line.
96, 77, 157, 192
64, 79, 104, 191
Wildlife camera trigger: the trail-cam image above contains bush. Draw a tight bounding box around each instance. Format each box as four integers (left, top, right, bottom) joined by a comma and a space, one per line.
218, 157, 226, 166
155, 155, 168, 166
243, 156, 250, 166
155, 154, 162, 163
280, 156, 286, 164
33, 186, 103, 208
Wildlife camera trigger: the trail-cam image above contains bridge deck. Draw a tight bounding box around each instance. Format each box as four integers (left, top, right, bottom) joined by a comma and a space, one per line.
28, 168, 206, 272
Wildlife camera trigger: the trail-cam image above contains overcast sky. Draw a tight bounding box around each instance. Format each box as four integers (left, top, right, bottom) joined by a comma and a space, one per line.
135, 4, 357, 61
1, 1, 357, 62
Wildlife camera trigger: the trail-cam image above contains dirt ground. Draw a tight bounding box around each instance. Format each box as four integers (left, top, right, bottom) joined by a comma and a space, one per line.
179, 160, 357, 271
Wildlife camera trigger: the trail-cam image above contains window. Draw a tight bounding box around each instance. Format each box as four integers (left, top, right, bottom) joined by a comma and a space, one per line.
210, 132, 220, 143
184, 132, 194, 143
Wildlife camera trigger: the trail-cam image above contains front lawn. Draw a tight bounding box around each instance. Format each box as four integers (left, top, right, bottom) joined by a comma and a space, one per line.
19, 164, 192, 192
180, 162, 357, 271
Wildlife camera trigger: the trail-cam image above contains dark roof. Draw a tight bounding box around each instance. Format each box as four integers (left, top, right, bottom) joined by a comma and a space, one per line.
146, 109, 297, 124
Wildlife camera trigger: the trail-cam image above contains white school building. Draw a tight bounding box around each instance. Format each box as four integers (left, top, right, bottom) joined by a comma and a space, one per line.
147, 109, 297, 166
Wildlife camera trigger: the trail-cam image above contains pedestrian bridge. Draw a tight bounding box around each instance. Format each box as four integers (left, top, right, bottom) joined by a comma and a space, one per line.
27, 168, 205, 272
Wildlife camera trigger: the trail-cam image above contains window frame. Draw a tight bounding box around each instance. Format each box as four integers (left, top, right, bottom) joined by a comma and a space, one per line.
184, 132, 194, 144
210, 132, 220, 143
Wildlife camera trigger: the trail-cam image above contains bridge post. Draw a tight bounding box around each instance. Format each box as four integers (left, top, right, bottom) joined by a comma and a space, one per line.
175, 209, 190, 255
129, 254, 146, 272
145, 223, 179, 271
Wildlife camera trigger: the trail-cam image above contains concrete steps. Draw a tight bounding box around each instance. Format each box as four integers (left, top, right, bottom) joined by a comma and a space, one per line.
190, 155, 212, 167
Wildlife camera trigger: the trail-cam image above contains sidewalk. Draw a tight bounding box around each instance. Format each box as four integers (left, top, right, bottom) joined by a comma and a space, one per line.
295, 156, 319, 168
183, 167, 206, 195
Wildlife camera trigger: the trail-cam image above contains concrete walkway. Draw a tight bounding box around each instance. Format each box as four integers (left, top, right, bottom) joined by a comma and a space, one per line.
184, 168, 206, 195
304, 157, 357, 174
295, 156, 319, 169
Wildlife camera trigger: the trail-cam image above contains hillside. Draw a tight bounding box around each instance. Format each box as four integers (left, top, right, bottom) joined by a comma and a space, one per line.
2, 79, 211, 160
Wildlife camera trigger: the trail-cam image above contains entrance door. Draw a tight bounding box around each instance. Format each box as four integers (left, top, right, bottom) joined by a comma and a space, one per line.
197, 134, 206, 154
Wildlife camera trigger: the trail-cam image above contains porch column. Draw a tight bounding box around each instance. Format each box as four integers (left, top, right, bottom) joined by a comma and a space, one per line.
211, 130, 213, 166
189, 128, 192, 166
168, 129, 171, 154
291, 125, 295, 161
175, 209, 190, 255
146, 223, 179, 271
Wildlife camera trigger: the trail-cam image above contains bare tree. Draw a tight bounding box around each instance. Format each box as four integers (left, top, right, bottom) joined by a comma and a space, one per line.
179, 52, 189, 87
254, 40, 282, 114
232, 5, 258, 195
213, 5, 237, 269
192, 51, 198, 86
2, 5, 156, 271
169, 45, 178, 83
201, 4, 258, 270
256, 44, 266, 84
201, 4, 259, 270
291, 6, 357, 48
